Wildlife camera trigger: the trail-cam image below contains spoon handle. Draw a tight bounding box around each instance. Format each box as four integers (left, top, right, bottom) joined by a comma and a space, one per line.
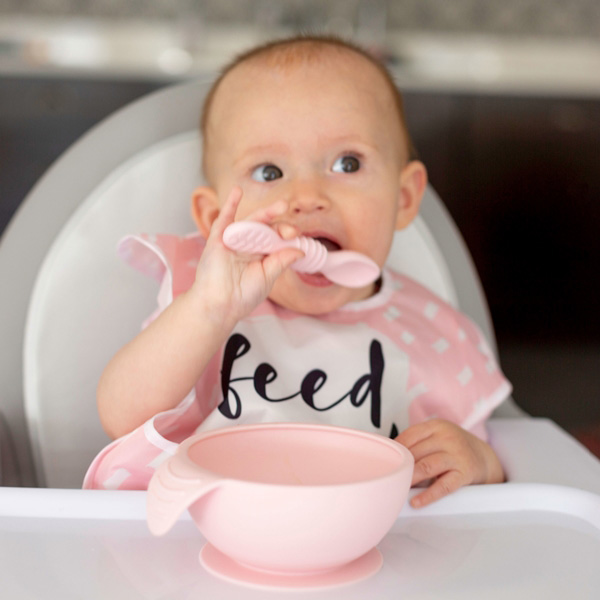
222, 222, 327, 272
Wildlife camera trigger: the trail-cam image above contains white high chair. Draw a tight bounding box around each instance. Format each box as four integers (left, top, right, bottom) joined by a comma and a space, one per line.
2, 78, 597, 491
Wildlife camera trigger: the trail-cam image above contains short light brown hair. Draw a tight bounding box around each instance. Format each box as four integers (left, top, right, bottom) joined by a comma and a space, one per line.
200, 34, 417, 180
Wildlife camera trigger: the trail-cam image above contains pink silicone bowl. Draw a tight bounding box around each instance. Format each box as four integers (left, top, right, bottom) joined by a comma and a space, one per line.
147, 423, 414, 575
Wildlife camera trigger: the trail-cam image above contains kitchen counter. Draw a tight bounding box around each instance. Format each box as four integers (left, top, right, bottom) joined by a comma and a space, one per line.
1, 16, 600, 97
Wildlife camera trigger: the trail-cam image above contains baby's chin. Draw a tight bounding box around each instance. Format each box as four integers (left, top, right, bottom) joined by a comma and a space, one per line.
267, 273, 376, 315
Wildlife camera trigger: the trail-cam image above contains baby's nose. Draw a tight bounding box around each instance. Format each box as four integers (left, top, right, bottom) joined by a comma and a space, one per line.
288, 181, 330, 214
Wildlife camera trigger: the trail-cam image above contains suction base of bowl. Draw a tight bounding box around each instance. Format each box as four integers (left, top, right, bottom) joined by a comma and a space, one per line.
199, 544, 383, 591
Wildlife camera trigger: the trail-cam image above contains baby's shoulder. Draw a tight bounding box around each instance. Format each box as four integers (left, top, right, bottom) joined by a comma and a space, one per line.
374, 268, 478, 342
383, 268, 453, 310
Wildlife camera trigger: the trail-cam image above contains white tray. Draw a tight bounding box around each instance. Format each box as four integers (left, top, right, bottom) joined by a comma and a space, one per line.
1, 483, 599, 599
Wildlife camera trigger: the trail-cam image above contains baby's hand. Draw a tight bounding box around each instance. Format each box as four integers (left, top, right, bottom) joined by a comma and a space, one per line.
395, 419, 505, 508
190, 187, 303, 322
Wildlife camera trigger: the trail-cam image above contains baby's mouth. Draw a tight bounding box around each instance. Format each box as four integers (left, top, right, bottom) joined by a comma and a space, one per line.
313, 236, 341, 252
294, 235, 340, 287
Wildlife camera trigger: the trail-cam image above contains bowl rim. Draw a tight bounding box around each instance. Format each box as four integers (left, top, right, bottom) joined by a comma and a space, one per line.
176, 422, 415, 490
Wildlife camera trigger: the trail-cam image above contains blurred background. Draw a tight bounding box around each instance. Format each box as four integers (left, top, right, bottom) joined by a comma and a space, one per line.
1, 0, 599, 456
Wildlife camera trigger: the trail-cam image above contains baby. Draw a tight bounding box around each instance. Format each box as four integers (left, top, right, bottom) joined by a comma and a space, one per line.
85, 35, 511, 507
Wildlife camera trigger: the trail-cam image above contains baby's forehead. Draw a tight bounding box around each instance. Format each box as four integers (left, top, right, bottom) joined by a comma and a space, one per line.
213, 61, 393, 140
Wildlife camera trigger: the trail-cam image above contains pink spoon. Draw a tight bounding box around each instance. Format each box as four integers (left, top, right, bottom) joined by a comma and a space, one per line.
222, 221, 380, 288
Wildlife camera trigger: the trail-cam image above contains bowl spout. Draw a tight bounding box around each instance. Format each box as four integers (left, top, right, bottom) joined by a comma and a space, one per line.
147, 456, 222, 536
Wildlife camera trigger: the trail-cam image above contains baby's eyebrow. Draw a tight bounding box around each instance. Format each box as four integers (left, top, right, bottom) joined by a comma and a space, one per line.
234, 143, 290, 166
324, 135, 378, 152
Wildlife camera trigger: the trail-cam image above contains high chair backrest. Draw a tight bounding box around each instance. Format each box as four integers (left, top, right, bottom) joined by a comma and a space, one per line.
0, 78, 517, 489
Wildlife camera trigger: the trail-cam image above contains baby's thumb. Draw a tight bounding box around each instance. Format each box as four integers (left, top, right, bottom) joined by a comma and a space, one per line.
262, 248, 304, 287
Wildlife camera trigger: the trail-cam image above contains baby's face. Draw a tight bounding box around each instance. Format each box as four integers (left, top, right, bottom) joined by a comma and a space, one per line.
202, 51, 418, 314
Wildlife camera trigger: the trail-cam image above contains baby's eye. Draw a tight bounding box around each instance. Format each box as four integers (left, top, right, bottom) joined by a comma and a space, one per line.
332, 155, 360, 174
251, 164, 283, 182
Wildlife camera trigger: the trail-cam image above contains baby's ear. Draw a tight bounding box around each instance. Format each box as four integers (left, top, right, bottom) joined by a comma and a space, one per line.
191, 186, 220, 238
395, 161, 427, 230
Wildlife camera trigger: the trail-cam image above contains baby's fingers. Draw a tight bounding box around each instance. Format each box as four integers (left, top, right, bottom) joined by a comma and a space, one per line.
410, 470, 465, 508
395, 419, 440, 450
411, 449, 455, 487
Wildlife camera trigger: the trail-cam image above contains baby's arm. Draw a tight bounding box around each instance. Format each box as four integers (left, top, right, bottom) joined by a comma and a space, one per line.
97, 188, 303, 439
395, 419, 505, 508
